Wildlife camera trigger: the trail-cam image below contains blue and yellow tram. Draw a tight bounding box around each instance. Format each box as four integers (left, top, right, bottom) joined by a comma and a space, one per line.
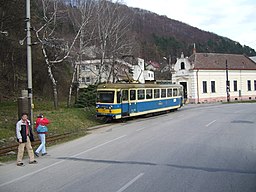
96, 83, 183, 120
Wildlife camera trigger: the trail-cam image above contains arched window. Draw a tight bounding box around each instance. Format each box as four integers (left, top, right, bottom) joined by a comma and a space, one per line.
181, 62, 185, 69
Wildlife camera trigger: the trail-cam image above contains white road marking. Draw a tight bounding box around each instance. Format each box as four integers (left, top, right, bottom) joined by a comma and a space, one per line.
0, 135, 127, 188
72, 135, 127, 157
206, 120, 217, 127
116, 173, 144, 192
136, 127, 147, 132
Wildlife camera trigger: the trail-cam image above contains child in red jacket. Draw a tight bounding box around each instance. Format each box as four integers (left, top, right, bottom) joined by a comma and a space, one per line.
34, 114, 50, 157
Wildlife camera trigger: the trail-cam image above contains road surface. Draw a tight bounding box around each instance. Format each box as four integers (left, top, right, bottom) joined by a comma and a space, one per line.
0, 103, 256, 192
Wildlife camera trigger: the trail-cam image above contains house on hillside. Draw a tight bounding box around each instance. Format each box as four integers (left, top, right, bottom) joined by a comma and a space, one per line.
172, 52, 256, 103
133, 58, 154, 83
145, 60, 161, 71
77, 58, 154, 88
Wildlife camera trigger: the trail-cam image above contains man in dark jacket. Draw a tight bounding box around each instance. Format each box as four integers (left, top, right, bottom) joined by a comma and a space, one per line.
16, 112, 37, 166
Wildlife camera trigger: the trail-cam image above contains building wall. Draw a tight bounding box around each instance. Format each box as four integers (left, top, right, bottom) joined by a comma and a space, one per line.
78, 58, 152, 88
133, 58, 145, 83
172, 53, 256, 103
78, 61, 111, 88
189, 70, 256, 103
143, 70, 154, 81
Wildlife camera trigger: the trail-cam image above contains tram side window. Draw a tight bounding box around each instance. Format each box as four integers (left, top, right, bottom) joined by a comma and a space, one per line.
154, 89, 160, 98
122, 90, 128, 101
137, 89, 145, 100
179, 88, 183, 96
173, 88, 178, 96
167, 89, 172, 97
161, 89, 166, 98
117, 91, 121, 103
146, 89, 153, 99
130, 90, 136, 100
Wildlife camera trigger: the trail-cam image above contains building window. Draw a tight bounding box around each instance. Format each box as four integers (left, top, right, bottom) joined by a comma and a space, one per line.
81, 77, 85, 83
81, 65, 90, 71
104, 65, 109, 71
203, 81, 207, 93
181, 62, 185, 70
248, 80, 251, 91
211, 81, 215, 93
81, 65, 86, 71
86, 77, 90, 82
254, 80, 256, 91
233, 80, 237, 92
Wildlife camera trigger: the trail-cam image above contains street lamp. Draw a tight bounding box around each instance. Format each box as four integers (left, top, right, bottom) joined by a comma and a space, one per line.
163, 55, 172, 80
225, 59, 230, 102
26, 0, 33, 122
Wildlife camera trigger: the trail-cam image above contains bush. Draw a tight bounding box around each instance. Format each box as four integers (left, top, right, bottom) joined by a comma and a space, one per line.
75, 85, 97, 108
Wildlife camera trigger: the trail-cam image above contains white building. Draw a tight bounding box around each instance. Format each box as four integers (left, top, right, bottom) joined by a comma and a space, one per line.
132, 58, 154, 83
172, 52, 256, 103
78, 58, 154, 88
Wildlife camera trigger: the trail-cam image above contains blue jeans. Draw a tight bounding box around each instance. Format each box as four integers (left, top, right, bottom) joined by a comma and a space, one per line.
35, 134, 46, 154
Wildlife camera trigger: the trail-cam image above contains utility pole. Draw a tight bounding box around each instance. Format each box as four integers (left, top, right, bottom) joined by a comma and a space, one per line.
225, 59, 230, 102
26, 0, 33, 122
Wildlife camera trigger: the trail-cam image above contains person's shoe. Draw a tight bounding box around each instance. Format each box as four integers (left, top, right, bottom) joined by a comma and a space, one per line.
42, 153, 48, 156
29, 160, 38, 164
34, 152, 39, 157
17, 162, 24, 166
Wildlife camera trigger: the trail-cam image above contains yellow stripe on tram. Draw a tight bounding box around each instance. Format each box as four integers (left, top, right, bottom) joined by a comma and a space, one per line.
97, 108, 121, 114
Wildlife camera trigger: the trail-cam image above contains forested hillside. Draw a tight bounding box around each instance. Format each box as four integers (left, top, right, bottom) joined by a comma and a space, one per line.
130, 8, 256, 61
0, 0, 255, 104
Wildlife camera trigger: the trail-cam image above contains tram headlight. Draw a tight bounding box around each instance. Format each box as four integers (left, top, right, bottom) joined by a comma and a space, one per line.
108, 106, 112, 113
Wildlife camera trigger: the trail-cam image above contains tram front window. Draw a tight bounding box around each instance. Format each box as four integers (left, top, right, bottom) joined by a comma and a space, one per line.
97, 91, 114, 103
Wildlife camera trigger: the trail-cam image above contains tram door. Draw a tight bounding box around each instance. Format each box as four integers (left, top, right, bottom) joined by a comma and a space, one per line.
121, 90, 129, 116
180, 82, 187, 102
129, 89, 137, 114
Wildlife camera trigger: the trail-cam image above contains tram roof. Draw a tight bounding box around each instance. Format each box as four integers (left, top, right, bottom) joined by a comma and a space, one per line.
97, 83, 182, 89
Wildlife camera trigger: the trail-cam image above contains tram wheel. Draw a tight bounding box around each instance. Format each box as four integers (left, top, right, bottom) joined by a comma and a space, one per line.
103, 117, 112, 123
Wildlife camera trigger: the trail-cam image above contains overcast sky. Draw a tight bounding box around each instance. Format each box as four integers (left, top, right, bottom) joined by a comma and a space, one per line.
122, 0, 256, 52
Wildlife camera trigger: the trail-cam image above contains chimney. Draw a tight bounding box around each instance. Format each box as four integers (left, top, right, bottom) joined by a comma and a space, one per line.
193, 43, 196, 54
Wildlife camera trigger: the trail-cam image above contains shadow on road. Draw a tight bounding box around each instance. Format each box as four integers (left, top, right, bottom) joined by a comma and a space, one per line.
58, 157, 256, 175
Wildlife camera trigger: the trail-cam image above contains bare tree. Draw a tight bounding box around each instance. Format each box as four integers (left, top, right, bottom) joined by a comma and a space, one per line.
34, 0, 90, 108
107, 6, 136, 82
93, 0, 136, 83
66, 0, 96, 107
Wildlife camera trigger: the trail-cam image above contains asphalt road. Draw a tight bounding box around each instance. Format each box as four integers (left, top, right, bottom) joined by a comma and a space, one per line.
1, 103, 256, 192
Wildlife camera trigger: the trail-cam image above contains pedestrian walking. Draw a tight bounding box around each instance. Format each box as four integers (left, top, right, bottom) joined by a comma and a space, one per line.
34, 113, 50, 157
16, 112, 37, 166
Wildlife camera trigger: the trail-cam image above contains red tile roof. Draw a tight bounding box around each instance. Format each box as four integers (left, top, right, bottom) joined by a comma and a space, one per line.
189, 53, 256, 70
147, 61, 160, 68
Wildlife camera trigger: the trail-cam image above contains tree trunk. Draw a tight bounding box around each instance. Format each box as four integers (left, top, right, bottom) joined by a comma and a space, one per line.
67, 61, 78, 107
42, 45, 58, 109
